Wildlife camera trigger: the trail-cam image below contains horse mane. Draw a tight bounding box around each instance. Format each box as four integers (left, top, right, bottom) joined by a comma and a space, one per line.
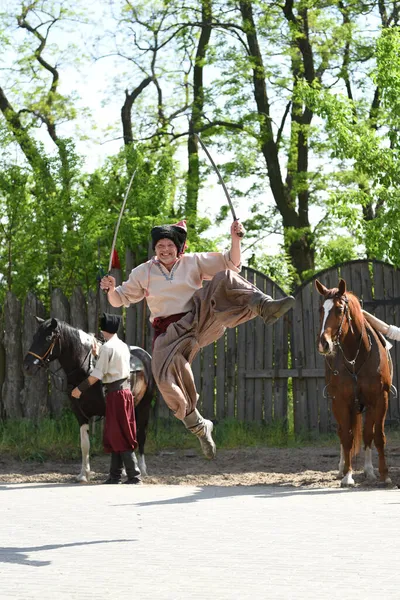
346, 292, 365, 332
54, 319, 97, 354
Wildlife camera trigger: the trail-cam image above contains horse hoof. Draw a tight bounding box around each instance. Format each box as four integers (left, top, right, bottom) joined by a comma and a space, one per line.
378, 478, 392, 488
76, 475, 89, 484
340, 473, 355, 487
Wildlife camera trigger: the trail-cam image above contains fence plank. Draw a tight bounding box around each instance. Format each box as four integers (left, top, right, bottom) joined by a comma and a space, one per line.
391, 267, 400, 425
263, 277, 274, 423
202, 343, 215, 419
291, 286, 307, 434
0, 312, 4, 418
383, 264, 398, 423
216, 334, 226, 420
70, 287, 88, 332
3, 292, 24, 418
273, 290, 288, 424
87, 289, 98, 335
302, 282, 319, 434
21, 293, 48, 421
226, 327, 236, 418
50, 288, 70, 416
254, 273, 265, 422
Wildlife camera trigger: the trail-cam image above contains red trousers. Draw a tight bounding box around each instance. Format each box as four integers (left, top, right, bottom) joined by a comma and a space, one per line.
103, 389, 138, 453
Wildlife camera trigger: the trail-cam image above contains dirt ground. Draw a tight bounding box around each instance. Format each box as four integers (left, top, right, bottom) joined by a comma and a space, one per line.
1, 443, 400, 488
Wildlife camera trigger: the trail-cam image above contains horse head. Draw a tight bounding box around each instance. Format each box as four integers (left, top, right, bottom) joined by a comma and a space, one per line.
315, 278, 356, 355
23, 317, 61, 375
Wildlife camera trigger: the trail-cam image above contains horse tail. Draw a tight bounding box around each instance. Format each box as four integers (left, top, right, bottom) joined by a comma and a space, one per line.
351, 411, 362, 458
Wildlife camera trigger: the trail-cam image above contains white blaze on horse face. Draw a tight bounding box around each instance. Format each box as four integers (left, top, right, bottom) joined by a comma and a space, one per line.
321, 299, 334, 338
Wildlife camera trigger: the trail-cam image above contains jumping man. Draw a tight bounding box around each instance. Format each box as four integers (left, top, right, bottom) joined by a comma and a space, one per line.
100, 219, 295, 459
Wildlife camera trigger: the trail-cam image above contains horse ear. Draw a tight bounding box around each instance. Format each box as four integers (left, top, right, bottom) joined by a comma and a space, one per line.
338, 279, 346, 295
51, 317, 58, 329
315, 280, 328, 296
35, 316, 45, 324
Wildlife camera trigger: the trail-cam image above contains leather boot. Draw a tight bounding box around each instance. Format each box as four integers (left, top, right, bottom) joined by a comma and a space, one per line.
251, 292, 295, 325
103, 452, 123, 484
121, 451, 142, 484
183, 408, 216, 460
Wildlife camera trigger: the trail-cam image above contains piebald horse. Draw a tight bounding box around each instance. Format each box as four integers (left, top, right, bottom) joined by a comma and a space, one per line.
23, 317, 155, 483
316, 279, 392, 487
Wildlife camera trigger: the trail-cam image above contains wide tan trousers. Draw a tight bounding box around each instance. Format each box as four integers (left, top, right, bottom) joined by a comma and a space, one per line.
151, 270, 260, 420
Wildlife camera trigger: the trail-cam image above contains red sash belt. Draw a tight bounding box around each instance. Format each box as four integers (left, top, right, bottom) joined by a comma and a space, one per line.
152, 312, 188, 347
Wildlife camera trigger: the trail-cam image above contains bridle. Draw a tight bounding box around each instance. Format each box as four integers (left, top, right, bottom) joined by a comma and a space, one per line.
27, 328, 97, 421
27, 331, 61, 367
330, 294, 354, 343
324, 293, 372, 411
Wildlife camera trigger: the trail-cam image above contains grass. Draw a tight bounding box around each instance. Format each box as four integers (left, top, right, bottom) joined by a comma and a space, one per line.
0, 410, 340, 463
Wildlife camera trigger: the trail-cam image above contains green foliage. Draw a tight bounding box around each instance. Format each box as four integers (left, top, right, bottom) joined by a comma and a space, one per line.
0, 411, 104, 461
315, 236, 358, 271
0, 137, 178, 305
3, 0, 400, 297
0, 411, 338, 460
248, 251, 297, 293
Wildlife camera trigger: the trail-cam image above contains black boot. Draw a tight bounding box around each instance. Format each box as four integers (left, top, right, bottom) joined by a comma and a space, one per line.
121, 451, 142, 484
103, 452, 123, 484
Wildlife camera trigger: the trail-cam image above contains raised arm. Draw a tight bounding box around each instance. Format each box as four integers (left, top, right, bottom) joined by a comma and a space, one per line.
100, 275, 123, 307
229, 220, 245, 267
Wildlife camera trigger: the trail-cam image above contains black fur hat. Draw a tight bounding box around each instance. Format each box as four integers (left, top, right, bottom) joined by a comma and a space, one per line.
151, 220, 187, 255
100, 313, 121, 334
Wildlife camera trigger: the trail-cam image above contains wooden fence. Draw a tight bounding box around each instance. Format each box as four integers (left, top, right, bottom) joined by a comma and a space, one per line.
1, 260, 400, 435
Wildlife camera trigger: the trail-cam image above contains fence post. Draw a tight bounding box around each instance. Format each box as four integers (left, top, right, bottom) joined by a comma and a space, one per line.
2, 291, 24, 418
49, 288, 70, 416
21, 292, 48, 421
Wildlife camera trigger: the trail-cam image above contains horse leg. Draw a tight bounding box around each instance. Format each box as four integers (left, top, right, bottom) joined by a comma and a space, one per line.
374, 396, 391, 485
135, 395, 151, 477
76, 423, 91, 483
338, 445, 345, 478
363, 408, 376, 482
337, 423, 355, 487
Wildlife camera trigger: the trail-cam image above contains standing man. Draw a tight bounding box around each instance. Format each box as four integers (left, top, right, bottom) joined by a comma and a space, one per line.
71, 313, 141, 485
100, 219, 295, 460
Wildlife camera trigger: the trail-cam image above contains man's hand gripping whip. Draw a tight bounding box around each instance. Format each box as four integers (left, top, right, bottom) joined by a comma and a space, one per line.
103, 168, 137, 292
195, 133, 244, 237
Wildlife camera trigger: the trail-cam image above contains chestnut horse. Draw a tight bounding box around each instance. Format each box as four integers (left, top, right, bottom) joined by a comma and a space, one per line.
315, 278, 392, 487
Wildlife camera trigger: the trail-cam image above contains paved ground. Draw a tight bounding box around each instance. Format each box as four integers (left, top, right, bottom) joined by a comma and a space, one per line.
1, 482, 400, 600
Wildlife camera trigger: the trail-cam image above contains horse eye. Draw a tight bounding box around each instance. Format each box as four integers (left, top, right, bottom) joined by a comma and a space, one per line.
335, 306, 344, 314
